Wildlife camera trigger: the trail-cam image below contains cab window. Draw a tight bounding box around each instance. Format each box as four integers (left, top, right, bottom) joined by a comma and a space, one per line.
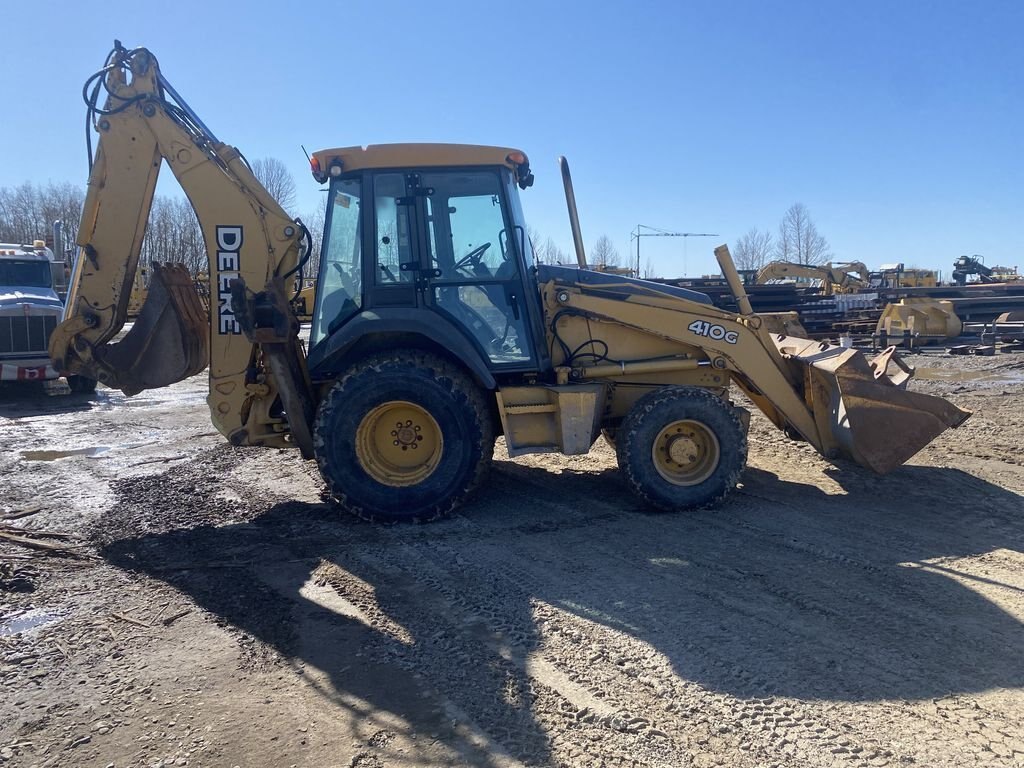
311, 178, 362, 345
374, 173, 413, 284
423, 171, 518, 282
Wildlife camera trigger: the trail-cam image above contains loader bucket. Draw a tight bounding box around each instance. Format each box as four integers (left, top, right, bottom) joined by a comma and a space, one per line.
101, 262, 209, 396
774, 336, 971, 474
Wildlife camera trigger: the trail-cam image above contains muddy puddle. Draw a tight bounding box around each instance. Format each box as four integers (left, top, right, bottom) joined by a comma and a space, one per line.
19, 436, 163, 462
0, 609, 63, 637
20, 446, 111, 461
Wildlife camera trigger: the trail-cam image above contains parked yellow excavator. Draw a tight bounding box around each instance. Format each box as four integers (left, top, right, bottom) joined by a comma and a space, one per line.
51, 43, 969, 522
755, 261, 870, 295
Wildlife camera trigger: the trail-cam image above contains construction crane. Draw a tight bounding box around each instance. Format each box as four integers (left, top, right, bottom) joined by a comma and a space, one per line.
630, 225, 718, 277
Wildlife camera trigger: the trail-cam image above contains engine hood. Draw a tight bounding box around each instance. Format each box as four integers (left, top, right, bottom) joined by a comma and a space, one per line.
0, 287, 63, 311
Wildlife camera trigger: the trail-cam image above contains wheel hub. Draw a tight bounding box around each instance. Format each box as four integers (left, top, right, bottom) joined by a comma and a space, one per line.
666, 435, 699, 465
392, 421, 422, 449
356, 401, 443, 487
652, 419, 720, 486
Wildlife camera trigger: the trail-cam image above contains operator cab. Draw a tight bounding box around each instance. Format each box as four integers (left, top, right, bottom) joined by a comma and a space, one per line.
305, 144, 547, 381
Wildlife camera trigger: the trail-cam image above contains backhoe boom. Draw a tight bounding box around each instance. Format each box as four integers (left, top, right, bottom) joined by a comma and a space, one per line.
50, 43, 312, 453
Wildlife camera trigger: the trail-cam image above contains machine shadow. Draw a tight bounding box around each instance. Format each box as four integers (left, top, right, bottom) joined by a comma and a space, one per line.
101, 456, 1024, 759
538, 459, 1024, 702
101, 496, 553, 766
0, 384, 100, 417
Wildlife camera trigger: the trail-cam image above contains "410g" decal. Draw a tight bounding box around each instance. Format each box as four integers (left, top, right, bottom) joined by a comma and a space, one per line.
687, 320, 739, 344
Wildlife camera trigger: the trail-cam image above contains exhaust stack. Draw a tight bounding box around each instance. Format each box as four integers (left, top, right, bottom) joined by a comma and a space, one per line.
558, 156, 588, 269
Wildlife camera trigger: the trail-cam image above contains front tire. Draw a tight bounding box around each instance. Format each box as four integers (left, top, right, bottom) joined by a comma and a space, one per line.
618, 386, 747, 511
66, 375, 98, 395
314, 350, 494, 523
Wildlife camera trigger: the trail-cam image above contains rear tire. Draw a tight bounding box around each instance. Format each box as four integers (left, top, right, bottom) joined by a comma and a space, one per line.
66, 375, 98, 395
618, 386, 747, 511
314, 350, 494, 523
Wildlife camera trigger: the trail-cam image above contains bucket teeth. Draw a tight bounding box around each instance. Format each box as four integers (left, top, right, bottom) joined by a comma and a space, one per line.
774, 336, 970, 474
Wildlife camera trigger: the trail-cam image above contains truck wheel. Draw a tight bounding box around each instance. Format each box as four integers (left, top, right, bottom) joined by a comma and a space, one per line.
618, 386, 747, 511
314, 350, 494, 523
67, 375, 98, 395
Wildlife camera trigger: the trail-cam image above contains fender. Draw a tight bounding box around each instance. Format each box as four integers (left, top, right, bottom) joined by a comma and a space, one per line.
307, 307, 497, 390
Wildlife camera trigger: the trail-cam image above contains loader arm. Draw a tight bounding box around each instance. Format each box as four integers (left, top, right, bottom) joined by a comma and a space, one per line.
543, 246, 969, 474
50, 43, 315, 455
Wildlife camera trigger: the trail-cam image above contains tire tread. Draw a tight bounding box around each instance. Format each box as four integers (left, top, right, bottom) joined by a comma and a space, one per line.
618, 386, 747, 511
313, 350, 493, 523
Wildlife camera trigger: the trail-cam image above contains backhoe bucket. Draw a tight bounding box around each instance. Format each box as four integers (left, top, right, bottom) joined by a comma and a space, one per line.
774, 337, 970, 474
101, 262, 209, 396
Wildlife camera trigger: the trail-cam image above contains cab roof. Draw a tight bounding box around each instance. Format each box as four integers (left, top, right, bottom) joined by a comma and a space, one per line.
311, 143, 528, 177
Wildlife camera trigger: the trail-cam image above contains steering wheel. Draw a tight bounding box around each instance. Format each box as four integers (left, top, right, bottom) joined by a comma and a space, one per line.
454, 242, 491, 273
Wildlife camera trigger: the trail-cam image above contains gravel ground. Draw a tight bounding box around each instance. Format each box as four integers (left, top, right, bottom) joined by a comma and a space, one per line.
1, 349, 1023, 768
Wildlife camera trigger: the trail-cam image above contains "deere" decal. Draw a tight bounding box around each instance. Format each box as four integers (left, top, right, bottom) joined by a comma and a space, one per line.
215, 225, 242, 334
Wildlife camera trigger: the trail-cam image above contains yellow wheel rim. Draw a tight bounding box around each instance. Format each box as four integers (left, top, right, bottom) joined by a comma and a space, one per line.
355, 401, 443, 487
651, 419, 720, 486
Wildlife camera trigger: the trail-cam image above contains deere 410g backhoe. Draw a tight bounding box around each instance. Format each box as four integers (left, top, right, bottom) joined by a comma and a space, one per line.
51, 43, 969, 522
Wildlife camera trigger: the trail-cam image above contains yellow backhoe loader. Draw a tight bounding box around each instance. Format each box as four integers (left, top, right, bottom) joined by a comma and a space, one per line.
51, 43, 969, 522
755, 261, 870, 295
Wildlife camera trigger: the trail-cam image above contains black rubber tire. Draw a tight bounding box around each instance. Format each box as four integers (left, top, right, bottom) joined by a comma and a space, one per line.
617, 386, 747, 511
314, 350, 494, 523
66, 375, 98, 395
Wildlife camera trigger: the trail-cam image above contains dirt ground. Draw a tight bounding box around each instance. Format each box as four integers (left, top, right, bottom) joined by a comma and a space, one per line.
2, 350, 1023, 768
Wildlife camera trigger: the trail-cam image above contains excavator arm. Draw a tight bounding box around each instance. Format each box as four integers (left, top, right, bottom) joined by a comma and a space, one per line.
50, 43, 315, 456
756, 261, 869, 294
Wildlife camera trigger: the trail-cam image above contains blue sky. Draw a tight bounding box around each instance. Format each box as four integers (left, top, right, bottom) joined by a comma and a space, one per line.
1, 0, 1020, 278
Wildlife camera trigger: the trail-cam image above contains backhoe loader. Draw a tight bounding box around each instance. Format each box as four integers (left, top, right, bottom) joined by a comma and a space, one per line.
51, 43, 970, 522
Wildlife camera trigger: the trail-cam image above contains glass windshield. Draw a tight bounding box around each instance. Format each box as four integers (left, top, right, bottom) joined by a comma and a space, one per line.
311, 178, 362, 346
0, 259, 52, 288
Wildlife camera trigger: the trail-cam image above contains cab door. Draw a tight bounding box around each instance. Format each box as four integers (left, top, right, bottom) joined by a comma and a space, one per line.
416, 168, 538, 370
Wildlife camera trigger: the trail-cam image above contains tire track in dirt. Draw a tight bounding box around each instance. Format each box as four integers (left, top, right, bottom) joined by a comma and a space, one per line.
412, 514, 878, 765
434, 454, 1024, 765
280, 463, 872, 765
22, 390, 1018, 768
114, 431, 1023, 767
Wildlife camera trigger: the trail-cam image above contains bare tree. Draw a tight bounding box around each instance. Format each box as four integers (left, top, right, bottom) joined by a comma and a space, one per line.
590, 235, 620, 267
139, 196, 204, 276
535, 237, 567, 265
641, 257, 658, 279
300, 204, 325, 279
732, 227, 775, 271
775, 203, 831, 265
527, 226, 543, 262
251, 157, 297, 211
0, 182, 85, 254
